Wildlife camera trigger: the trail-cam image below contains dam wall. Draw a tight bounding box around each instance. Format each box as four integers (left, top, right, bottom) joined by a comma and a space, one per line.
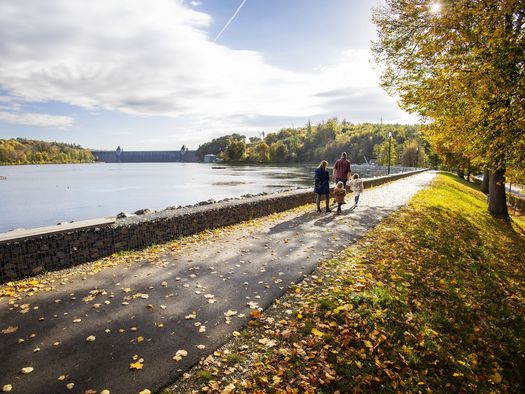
91, 150, 197, 163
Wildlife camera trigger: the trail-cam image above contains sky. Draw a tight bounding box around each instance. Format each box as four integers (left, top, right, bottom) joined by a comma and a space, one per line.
0, 0, 418, 150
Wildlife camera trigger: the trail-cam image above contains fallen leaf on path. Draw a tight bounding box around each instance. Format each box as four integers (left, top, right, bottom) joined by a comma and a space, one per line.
1, 326, 18, 334
2, 384, 12, 392
250, 310, 262, 319
86, 335, 96, 342
224, 310, 238, 317
66, 383, 74, 390
173, 349, 188, 361
20, 367, 34, 374
130, 361, 143, 370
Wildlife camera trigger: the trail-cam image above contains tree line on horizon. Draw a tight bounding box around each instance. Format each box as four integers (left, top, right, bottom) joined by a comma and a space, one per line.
196, 119, 430, 167
0, 138, 94, 165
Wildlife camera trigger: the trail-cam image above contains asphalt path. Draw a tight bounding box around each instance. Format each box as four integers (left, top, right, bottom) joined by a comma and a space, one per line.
0, 171, 436, 394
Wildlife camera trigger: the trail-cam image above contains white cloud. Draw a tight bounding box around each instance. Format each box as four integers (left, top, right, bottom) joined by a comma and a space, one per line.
0, 111, 74, 128
0, 0, 415, 131
0, 95, 73, 127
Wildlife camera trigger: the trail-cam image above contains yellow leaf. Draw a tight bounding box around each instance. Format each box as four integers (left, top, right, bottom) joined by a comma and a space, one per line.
137, 336, 144, 343
2, 384, 13, 392
491, 372, 502, 384
364, 340, 373, 349
1, 326, 18, 334
250, 310, 262, 319
311, 328, 324, 337
130, 362, 143, 370
220, 384, 235, 394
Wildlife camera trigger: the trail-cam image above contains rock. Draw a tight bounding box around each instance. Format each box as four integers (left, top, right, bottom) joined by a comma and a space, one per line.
116, 212, 135, 219
196, 199, 216, 206
134, 209, 151, 215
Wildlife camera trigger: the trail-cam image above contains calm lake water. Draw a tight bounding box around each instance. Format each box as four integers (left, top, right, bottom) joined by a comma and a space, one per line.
0, 163, 401, 233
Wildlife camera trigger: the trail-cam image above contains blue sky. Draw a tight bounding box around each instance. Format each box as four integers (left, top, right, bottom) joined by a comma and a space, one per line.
0, 0, 417, 150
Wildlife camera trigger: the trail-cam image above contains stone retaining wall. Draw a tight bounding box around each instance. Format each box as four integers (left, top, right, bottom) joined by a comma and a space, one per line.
0, 169, 427, 283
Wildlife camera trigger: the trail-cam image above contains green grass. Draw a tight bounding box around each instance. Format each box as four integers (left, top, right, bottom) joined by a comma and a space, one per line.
234, 173, 525, 392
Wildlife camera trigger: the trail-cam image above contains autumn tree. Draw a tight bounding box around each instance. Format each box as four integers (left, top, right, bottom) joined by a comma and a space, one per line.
270, 141, 289, 163
401, 139, 426, 168
223, 137, 246, 161
372, 0, 525, 218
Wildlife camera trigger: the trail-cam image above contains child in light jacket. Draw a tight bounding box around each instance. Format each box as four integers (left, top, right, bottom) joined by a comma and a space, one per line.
349, 173, 364, 205
333, 181, 346, 214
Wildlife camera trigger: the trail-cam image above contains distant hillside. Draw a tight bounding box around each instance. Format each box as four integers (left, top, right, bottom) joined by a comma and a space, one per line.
197, 119, 432, 166
0, 138, 94, 165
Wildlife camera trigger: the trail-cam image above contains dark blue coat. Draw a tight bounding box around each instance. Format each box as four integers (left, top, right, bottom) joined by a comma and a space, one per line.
314, 167, 330, 195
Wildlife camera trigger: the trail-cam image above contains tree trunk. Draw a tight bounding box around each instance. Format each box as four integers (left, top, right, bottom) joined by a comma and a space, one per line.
480, 170, 489, 194
457, 168, 464, 179
488, 168, 509, 219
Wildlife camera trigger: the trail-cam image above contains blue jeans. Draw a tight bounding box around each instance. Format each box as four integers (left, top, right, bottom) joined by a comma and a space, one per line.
316, 194, 329, 210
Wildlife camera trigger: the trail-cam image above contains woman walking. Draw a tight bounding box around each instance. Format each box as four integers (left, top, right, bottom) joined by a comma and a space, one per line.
314, 160, 331, 213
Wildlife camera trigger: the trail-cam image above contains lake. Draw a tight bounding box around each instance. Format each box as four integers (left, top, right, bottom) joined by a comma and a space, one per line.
0, 162, 404, 233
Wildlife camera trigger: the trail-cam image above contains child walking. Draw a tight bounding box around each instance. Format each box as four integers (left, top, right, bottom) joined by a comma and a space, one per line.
333, 181, 346, 214
349, 173, 364, 205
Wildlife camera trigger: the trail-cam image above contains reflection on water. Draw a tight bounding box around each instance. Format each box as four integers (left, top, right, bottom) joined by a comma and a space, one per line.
0, 163, 411, 232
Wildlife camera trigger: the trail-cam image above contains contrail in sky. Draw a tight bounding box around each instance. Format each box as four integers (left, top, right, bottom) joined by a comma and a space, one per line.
214, 0, 248, 42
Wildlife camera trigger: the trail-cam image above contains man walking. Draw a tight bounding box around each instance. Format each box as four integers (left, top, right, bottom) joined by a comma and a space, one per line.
333, 152, 352, 189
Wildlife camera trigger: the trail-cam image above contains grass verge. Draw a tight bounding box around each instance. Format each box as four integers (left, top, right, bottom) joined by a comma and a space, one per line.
174, 173, 525, 393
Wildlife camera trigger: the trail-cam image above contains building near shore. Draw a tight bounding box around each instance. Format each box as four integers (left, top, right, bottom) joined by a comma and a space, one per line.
203, 154, 220, 163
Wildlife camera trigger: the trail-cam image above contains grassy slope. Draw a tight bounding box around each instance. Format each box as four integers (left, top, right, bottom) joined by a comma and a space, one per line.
177, 173, 525, 393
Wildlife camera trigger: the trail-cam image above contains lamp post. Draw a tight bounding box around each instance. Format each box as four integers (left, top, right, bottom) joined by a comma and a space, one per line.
415, 146, 419, 168
388, 131, 392, 175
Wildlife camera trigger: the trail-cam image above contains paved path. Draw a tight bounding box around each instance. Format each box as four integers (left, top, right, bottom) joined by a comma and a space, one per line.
0, 171, 435, 394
